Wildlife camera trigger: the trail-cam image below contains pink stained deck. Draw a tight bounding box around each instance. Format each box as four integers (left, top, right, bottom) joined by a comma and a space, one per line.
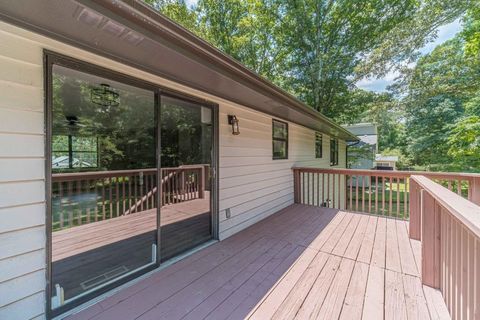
52, 195, 211, 262
65, 204, 450, 320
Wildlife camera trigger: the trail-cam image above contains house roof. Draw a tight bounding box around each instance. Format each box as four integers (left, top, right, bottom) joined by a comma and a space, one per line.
343, 123, 377, 136
0, 0, 357, 141
358, 134, 377, 145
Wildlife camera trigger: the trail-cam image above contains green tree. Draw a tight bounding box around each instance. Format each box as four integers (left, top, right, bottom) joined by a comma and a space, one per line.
144, 0, 200, 32
144, 0, 472, 123
448, 116, 480, 169
276, 0, 420, 118
462, 6, 480, 58
196, 0, 288, 80
398, 34, 480, 170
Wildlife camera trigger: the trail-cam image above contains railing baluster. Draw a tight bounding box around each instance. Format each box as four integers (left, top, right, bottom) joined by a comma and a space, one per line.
58, 181, 64, 229
321, 173, 325, 206
134, 175, 138, 212
115, 177, 120, 217
382, 176, 385, 215
145, 172, 149, 209
349, 175, 353, 210
151, 173, 155, 207
332, 173, 335, 208
327, 173, 330, 208
307, 172, 310, 205
388, 177, 393, 216
397, 177, 400, 217
122, 176, 126, 214
355, 175, 359, 212
101, 178, 106, 220
365, 176, 372, 213
85, 180, 91, 223
375, 176, 379, 214
404, 177, 408, 219
361, 175, 365, 213
77, 180, 82, 225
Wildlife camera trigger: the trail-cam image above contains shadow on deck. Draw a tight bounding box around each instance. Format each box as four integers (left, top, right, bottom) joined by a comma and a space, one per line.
66, 204, 450, 320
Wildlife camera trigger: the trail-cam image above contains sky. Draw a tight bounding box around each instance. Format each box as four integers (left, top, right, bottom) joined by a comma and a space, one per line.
356, 19, 463, 92
185, 0, 198, 7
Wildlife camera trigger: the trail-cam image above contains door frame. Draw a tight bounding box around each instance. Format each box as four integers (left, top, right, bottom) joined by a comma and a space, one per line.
44, 50, 219, 318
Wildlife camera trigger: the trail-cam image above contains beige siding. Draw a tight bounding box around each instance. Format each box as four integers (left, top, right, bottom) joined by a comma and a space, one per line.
0, 25, 46, 320
0, 21, 345, 317
218, 104, 346, 239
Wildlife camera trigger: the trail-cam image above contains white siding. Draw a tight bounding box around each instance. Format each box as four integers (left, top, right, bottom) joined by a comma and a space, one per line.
0, 21, 345, 318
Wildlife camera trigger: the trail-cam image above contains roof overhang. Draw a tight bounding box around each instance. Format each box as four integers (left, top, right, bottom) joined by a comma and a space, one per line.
0, 0, 358, 141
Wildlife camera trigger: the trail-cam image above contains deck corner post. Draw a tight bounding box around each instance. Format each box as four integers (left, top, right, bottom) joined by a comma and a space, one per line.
421, 191, 441, 288
293, 169, 300, 204
469, 177, 480, 206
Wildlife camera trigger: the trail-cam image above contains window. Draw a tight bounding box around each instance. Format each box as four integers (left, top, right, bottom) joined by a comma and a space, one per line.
272, 119, 288, 159
315, 132, 323, 158
52, 135, 98, 170
330, 138, 339, 166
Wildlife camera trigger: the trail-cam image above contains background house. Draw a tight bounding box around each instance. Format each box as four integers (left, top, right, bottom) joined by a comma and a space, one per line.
344, 123, 377, 170
375, 154, 399, 170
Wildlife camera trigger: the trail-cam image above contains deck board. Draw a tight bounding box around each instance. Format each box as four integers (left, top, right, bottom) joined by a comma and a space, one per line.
66, 204, 450, 320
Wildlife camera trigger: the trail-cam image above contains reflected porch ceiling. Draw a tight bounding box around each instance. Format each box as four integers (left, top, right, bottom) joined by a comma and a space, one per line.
0, 0, 357, 141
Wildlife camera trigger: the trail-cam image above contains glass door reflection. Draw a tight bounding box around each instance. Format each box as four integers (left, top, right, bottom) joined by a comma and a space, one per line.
50, 65, 157, 308
160, 95, 213, 261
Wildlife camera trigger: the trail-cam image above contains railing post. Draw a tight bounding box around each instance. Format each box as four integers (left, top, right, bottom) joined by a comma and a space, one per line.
409, 179, 421, 240
469, 176, 480, 206
421, 191, 441, 288
198, 167, 205, 199
293, 169, 300, 203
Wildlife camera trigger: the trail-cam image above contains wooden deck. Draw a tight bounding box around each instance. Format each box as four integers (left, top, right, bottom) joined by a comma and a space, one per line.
52, 196, 211, 299
67, 204, 450, 320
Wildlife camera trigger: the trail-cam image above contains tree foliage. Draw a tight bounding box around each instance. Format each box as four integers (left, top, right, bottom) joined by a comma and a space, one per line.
146, 0, 471, 120
398, 20, 480, 171
143, 0, 479, 172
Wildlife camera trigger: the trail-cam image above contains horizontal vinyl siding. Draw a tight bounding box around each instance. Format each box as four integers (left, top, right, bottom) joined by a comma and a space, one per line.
0, 20, 346, 317
218, 104, 346, 240
0, 26, 46, 320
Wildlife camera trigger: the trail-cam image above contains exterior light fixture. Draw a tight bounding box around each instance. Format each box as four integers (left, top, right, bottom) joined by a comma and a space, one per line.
228, 115, 240, 135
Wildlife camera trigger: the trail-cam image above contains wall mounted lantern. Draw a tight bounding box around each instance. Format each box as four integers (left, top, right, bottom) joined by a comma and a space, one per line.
228, 115, 240, 135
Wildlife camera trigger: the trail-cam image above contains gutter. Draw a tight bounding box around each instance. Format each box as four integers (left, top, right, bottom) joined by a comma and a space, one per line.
104, 0, 359, 141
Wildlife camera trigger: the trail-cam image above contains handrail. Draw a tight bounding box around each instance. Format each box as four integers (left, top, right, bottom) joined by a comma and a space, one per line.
292, 167, 480, 180
412, 175, 480, 238
52, 165, 206, 182
409, 175, 480, 319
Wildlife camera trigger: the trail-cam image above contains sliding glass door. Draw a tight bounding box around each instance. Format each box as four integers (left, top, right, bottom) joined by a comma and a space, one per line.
160, 95, 213, 262
47, 54, 216, 315
49, 62, 159, 313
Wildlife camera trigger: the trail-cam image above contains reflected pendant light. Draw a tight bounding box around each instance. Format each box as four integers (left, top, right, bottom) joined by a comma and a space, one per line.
91, 83, 120, 107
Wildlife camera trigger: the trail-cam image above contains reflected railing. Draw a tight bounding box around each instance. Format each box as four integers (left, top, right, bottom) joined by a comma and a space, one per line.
52, 164, 210, 231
